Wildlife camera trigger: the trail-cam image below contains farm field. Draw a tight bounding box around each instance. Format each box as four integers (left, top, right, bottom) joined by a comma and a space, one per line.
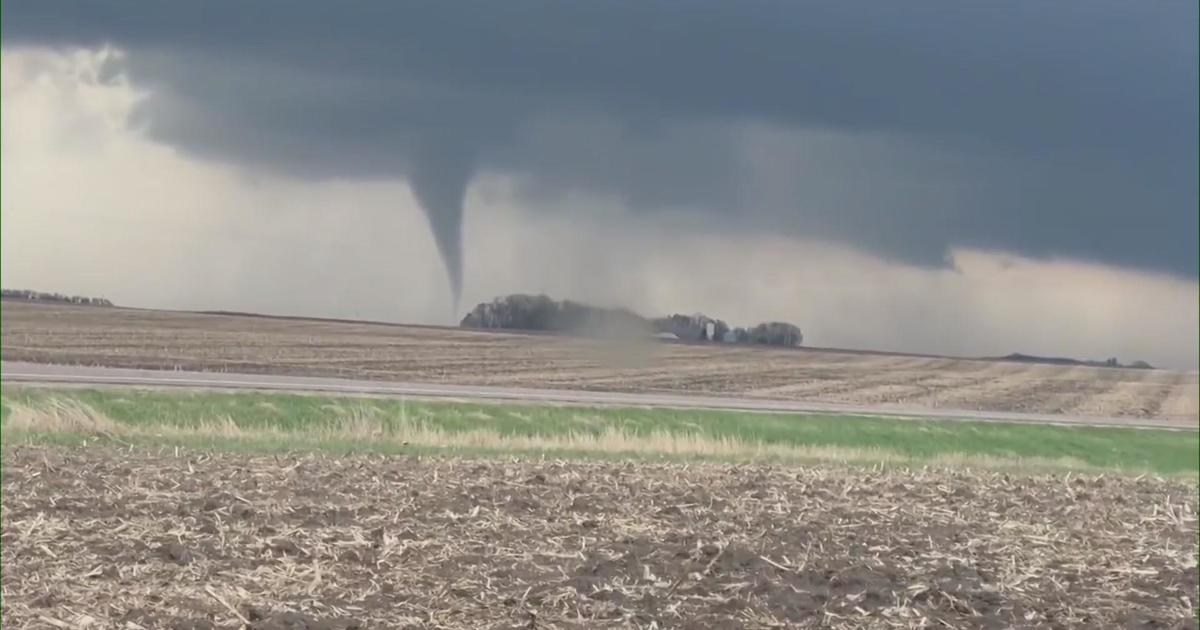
4, 304, 1197, 628
3, 302, 1197, 424
2, 446, 1196, 629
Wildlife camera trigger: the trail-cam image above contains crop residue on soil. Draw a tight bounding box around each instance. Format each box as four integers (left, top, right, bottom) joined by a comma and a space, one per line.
4, 301, 1196, 424
1, 447, 1197, 629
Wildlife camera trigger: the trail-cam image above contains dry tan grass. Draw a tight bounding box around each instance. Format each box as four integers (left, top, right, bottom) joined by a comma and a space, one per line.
3, 397, 120, 434
3, 397, 1105, 473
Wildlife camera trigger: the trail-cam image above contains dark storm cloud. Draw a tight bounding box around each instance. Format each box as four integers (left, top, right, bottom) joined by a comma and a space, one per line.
4, 0, 1197, 282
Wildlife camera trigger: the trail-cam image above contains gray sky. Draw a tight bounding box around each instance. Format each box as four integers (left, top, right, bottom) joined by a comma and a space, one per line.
1, 3, 1197, 366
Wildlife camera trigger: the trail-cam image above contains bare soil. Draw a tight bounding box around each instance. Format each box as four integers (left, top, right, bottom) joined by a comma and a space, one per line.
2, 446, 1196, 629
2, 302, 1196, 423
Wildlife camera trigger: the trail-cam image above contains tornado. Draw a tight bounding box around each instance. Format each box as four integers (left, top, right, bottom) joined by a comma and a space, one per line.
408, 142, 474, 319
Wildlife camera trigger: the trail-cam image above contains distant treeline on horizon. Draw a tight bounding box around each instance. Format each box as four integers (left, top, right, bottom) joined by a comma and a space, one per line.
0, 289, 114, 307
460, 294, 803, 347
989, 352, 1154, 371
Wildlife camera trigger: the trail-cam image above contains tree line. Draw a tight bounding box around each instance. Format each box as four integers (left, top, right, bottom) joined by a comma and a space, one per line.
1, 289, 114, 307
460, 294, 803, 347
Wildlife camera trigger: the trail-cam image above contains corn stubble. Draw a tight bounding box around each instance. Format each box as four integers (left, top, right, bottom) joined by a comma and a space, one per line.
2, 446, 1195, 629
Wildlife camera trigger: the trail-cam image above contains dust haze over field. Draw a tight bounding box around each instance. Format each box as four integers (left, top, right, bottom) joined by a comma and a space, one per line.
1, 2, 1198, 367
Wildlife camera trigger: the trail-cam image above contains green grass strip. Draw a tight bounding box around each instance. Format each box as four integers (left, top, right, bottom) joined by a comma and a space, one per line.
2, 386, 1196, 475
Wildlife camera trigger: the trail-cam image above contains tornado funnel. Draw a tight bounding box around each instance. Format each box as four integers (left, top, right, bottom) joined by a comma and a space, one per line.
408, 143, 474, 317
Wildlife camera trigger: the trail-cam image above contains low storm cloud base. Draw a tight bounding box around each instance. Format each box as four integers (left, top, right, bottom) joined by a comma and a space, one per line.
3, 1, 1197, 282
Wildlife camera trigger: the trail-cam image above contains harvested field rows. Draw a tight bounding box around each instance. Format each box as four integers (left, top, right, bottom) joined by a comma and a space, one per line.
2, 447, 1196, 629
3, 302, 1196, 423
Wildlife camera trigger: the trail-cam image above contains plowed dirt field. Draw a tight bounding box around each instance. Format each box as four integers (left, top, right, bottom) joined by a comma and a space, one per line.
2, 446, 1196, 629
